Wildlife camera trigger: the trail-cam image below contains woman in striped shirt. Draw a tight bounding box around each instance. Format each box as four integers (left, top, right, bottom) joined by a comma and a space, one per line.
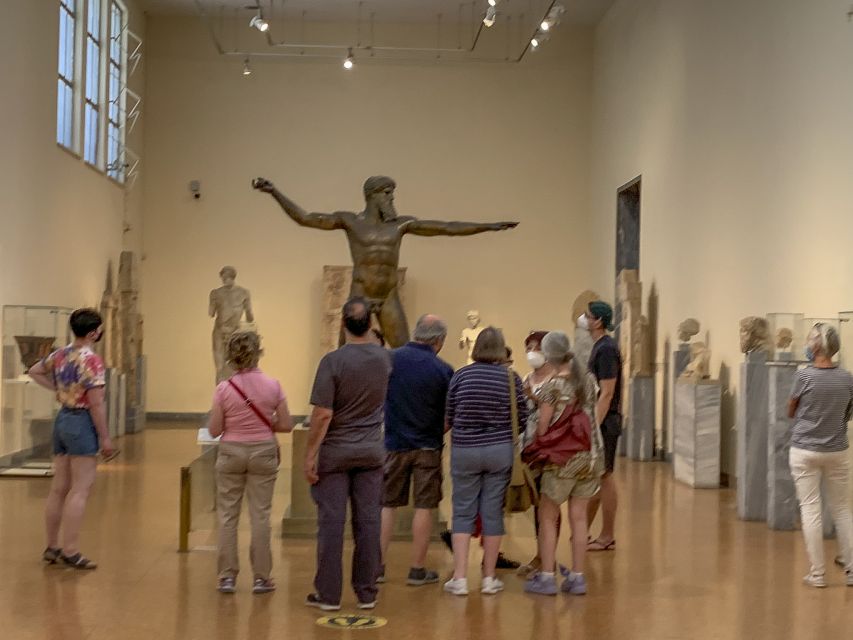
443, 327, 528, 596
787, 322, 853, 588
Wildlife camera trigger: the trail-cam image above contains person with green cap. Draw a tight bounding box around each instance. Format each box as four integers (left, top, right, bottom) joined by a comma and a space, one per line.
578, 301, 622, 552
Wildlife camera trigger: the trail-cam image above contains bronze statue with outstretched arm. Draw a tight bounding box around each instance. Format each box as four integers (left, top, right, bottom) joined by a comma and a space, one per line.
252, 175, 518, 347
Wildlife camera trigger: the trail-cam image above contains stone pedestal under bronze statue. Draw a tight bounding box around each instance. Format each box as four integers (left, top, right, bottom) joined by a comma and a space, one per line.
253, 175, 518, 347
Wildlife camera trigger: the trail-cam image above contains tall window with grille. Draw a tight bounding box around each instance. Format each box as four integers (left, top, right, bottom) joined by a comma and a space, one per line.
83, 0, 102, 166
107, 2, 126, 182
57, 0, 77, 150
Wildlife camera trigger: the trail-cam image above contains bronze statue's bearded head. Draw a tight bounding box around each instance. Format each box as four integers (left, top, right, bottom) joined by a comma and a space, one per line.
363, 176, 398, 221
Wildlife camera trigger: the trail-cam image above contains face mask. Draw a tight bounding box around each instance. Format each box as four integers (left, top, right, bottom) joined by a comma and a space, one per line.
576, 314, 590, 331
804, 347, 814, 361
526, 351, 546, 370
94, 331, 104, 343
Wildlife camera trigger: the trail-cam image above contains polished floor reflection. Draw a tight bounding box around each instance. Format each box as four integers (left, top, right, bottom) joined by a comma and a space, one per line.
1, 426, 852, 640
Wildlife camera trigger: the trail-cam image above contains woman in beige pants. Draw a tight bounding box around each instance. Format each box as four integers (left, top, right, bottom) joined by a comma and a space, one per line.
787, 323, 853, 588
209, 332, 293, 594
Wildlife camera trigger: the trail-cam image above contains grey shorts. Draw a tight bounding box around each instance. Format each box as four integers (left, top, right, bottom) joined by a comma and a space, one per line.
450, 442, 513, 536
53, 408, 99, 456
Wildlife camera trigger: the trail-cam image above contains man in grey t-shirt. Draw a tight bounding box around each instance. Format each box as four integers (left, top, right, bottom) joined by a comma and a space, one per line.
304, 297, 392, 611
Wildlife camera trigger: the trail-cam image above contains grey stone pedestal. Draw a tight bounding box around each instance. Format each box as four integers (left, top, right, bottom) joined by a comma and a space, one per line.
737, 352, 769, 521
767, 362, 798, 530
627, 376, 655, 461
674, 380, 721, 488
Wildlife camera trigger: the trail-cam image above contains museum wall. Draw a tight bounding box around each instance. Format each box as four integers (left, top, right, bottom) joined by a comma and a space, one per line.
588, 0, 853, 472
0, 1, 145, 444
141, 16, 595, 414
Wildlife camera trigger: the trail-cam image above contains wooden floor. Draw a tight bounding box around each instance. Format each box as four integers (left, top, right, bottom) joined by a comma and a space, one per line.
1, 426, 852, 640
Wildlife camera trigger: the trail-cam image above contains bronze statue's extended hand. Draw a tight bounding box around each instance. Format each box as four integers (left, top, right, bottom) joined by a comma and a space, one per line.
252, 177, 275, 193
495, 221, 519, 230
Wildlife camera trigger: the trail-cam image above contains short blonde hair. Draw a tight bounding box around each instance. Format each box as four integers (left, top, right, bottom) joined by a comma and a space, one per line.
227, 331, 262, 370
806, 323, 840, 359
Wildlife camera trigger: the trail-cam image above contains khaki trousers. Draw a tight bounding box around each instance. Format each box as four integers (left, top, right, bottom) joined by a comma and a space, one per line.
216, 441, 278, 579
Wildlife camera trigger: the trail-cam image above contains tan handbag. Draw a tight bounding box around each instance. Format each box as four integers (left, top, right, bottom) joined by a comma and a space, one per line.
505, 368, 539, 513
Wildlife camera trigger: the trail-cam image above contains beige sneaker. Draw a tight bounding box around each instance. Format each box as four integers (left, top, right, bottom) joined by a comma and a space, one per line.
802, 573, 827, 588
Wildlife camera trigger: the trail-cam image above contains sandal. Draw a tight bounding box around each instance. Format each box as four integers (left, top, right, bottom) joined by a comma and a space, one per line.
587, 539, 616, 552
42, 547, 62, 564
60, 552, 98, 570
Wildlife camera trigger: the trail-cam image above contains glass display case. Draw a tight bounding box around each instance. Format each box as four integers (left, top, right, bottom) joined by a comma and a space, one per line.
1, 305, 72, 468
766, 313, 804, 362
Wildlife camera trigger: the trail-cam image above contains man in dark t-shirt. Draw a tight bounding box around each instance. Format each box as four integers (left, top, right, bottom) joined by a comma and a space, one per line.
582, 300, 622, 552
304, 297, 392, 611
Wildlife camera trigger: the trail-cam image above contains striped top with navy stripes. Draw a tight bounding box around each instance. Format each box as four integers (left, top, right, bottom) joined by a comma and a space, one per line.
791, 365, 853, 453
446, 362, 529, 448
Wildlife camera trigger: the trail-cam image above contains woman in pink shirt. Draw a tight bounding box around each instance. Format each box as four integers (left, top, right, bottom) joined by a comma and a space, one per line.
208, 331, 293, 594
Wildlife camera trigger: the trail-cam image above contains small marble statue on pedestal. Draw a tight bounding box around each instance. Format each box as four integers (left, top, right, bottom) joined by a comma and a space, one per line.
736, 316, 773, 521
674, 318, 701, 377
209, 266, 255, 384
459, 310, 484, 365
679, 342, 711, 381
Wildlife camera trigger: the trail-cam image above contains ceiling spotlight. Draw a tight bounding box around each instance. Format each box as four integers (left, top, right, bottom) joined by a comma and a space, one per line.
531, 37, 539, 49
483, 5, 497, 27
343, 49, 354, 69
540, 20, 550, 31
249, 12, 269, 32
242, 58, 252, 76
488, 0, 497, 6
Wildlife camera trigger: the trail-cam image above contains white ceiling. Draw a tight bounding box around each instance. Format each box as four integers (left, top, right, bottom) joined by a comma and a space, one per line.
140, 0, 616, 26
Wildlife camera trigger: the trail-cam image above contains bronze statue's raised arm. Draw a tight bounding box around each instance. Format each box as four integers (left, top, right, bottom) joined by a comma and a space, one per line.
403, 218, 518, 237
252, 177, 343, 231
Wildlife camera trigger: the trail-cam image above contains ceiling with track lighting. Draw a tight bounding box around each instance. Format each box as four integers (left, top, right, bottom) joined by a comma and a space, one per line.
139, 0, 616, 26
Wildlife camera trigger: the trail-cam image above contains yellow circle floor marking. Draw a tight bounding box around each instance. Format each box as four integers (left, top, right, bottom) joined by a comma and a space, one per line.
316, 614, 388, 630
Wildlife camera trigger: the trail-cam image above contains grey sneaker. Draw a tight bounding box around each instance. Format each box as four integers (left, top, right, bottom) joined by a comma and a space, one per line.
561, 572, 587, 595
305, 593, 341, 611
524, 572, 558, 596
252, 578, 276, 594
357, 600, 377, 610
407, 567, 439, 586
218, 577, 237, 594
802, 573, 827, 589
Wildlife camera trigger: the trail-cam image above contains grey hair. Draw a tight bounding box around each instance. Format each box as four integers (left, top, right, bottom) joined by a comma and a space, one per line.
806, 323, 840, 358
412, 314, 447, 345
542, 331, 572, 364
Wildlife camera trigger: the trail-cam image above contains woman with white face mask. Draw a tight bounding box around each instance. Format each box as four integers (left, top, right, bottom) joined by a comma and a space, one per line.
518, 331, 555, 576
787, 322, 853, 588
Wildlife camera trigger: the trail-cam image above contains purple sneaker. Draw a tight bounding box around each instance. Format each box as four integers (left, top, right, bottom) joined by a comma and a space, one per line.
524, 572, 558, 596
561, 572, 587, 595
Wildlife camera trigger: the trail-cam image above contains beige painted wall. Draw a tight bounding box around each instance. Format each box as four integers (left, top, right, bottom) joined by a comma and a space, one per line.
0, 0, 145, 453
589, 0, 853, 469
142, 17, 594, 414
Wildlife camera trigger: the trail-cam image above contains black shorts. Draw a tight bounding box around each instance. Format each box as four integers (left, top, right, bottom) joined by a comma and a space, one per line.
600, 414, 622, 473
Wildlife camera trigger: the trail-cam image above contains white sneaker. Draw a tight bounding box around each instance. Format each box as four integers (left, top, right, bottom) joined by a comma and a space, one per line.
803, 573, 827, 588
481, 576, 504, 595
443, 577, 469, 596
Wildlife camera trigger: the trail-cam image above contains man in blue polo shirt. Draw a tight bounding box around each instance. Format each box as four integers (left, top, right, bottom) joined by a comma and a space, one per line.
379, 314, 453, 586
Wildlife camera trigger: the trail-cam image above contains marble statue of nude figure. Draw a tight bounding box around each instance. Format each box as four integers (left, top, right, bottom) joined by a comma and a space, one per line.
252, 175, 518, 347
